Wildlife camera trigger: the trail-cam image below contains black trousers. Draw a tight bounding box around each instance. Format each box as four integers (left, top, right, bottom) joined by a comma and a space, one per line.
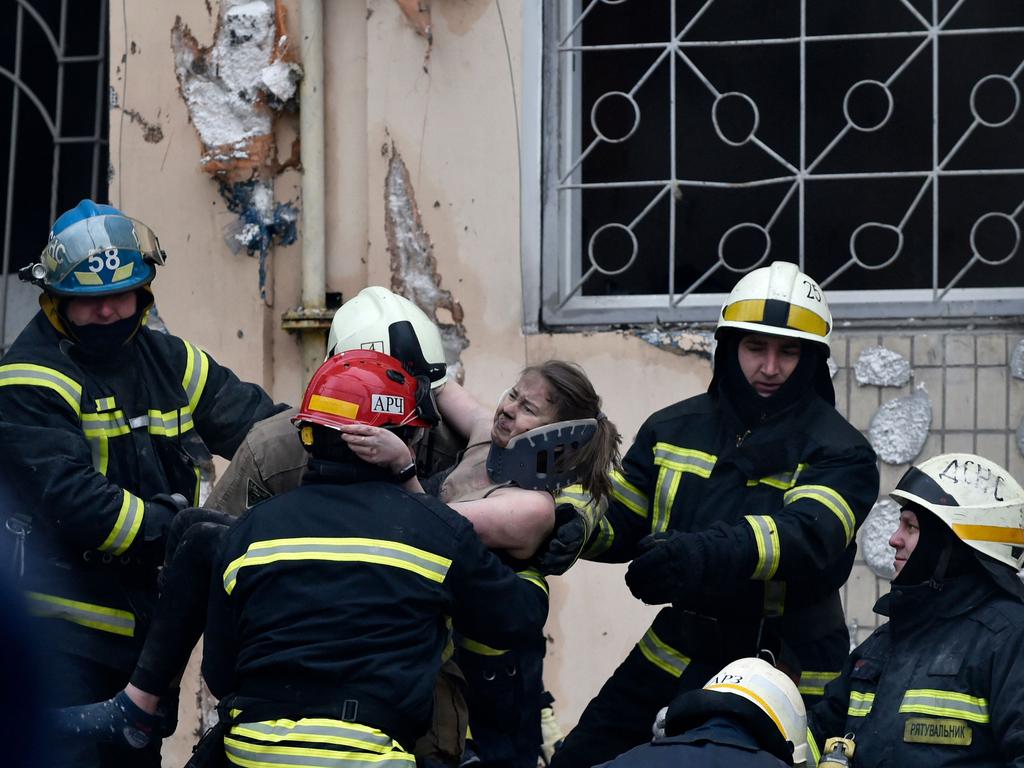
130, 508, 233, 695
458, 642, 545, 768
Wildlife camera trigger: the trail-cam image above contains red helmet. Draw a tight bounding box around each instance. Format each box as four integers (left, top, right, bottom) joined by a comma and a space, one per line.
293, 350, 436, 432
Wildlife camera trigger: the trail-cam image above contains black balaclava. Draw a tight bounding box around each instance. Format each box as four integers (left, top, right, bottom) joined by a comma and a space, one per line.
713, 330, 824, 428
893, 506, 979, 588
56, 288, 151, 357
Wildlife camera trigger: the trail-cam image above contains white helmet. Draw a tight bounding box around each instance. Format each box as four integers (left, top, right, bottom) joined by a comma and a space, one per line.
889, 453, 1024, 570
717, 261, 832, 352
703, 658, 808, 766
327, 286, 448, 389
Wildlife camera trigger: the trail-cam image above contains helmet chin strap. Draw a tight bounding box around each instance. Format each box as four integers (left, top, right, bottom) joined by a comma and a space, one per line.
486, 419, 598, 491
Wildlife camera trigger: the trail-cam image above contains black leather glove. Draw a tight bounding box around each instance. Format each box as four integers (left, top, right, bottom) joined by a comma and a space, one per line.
137, 493, 189, 562
535, 504, 590, 576
625, 531, 707, 605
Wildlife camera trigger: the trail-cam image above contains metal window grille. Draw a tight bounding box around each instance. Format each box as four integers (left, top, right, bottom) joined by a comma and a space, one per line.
0, 0, 109, 349
530, 1, 1024, 329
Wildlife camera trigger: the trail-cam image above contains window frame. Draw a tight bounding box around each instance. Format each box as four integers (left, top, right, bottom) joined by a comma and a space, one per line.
521, 1, 1024, 332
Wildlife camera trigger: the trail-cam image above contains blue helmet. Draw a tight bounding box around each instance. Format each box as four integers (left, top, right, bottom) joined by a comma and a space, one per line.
21, 200, 166, 297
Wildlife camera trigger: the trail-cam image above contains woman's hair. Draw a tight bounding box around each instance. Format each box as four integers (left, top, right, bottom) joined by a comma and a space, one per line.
520, 359, 622, 503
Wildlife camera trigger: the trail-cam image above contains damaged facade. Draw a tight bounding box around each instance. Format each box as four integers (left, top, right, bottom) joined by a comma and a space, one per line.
95, 1, 1024, 762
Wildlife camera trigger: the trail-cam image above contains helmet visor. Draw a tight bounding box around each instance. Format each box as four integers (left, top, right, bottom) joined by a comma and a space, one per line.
41, 215, 165, 285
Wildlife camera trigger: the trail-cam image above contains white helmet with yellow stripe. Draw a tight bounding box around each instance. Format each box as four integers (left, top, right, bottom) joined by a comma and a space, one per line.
717, 261, 831, 352
703, 657, 808, 765
889, 453, 1024, 571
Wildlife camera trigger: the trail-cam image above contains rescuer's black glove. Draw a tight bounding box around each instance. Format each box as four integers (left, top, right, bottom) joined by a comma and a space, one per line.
625, 531, 708, 605
535, 503, 589, 576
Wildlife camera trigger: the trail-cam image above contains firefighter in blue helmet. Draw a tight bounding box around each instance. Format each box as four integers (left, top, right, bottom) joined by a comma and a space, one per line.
0, 200, 285, 767
547, 261, 880, 768
807, 453, 1024, 767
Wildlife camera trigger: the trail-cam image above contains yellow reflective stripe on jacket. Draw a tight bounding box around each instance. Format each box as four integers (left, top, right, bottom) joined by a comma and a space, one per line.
806, 727, 821, 765
745, 515, 781, 580
94, 396, 116, 410
229, 718, 398, 752
554, 484, 607, 532
223, 538, 453, 594
0, 363, 82, 415
458, 636, 508, 657
182, 340, 210, 413
97, 490, 145, 556
784, 484, 856, 545
517, 567, 549, 596
763, 581, 785, 618
637, 627, 691, 678
652, 444, 716, 477
899, 689, 990, 723
652, 444, 717, 532
583, 516, 615, 558
25, 590, 135, 637
82, 410, 130, 437
799, 670, 840, 697
746, 463, 808, 490
139, 408, 195, 437
224, 733, 415, 768
847, 691, 874, 717
609, 469, 648, 519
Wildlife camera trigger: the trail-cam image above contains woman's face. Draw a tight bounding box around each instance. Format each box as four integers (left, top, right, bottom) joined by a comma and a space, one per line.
491, 371, 558, 448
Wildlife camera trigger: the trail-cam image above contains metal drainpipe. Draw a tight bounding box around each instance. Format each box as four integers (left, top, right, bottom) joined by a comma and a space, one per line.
296, 0, 328, 391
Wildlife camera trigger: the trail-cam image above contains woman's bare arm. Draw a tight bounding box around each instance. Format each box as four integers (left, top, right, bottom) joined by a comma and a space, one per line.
448, 488, 556, 560
436, 381, 492, 441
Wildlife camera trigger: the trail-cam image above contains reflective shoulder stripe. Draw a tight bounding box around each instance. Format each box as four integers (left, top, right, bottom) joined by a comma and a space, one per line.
806, 727, 821, 765
222, 537, 453, 594
847, 690, 875, 717
652, 443, 716, 478
98, 490, 145, 556
0, 363, 82, 415
609, 469, 648, 519
784, 484, 856, 545
637, 627, 691, 678
229, 718, 398, 753
25, 590, 135, 637
224, 733, 415, 768
458, 636, 508, 657
181, 340, 210, 413
899, 689, 990, 724
799, 670, 840, 697
745, 515, 781, 580
517, 567, 549, 596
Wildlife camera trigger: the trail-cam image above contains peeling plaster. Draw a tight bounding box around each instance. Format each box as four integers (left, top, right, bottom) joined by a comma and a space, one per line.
123, 108, 165, 143
171, 1, 301, 298
868, 385, 932, 465
860, 498, 899, 579
1011, 339, 1024, 380
636, 328, 714, 360
385, 145, 469, 382
854, 346, 912, 387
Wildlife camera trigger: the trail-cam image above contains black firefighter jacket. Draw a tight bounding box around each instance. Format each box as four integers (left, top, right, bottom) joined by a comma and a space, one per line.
597, 718, 792, 768
0, 310, 283, 669
807, 572, 1024, 767
201, 466, 550, 766
581, 389, 879, 695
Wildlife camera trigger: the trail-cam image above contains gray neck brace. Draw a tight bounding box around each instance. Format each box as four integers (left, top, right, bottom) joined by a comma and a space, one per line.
486, 419, 598, 491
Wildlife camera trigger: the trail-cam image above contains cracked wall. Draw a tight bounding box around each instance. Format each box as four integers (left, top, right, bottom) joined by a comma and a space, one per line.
384, 145, 470, 382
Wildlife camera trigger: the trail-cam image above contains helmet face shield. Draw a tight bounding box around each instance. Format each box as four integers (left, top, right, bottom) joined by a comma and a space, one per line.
38, 215, 165, 296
